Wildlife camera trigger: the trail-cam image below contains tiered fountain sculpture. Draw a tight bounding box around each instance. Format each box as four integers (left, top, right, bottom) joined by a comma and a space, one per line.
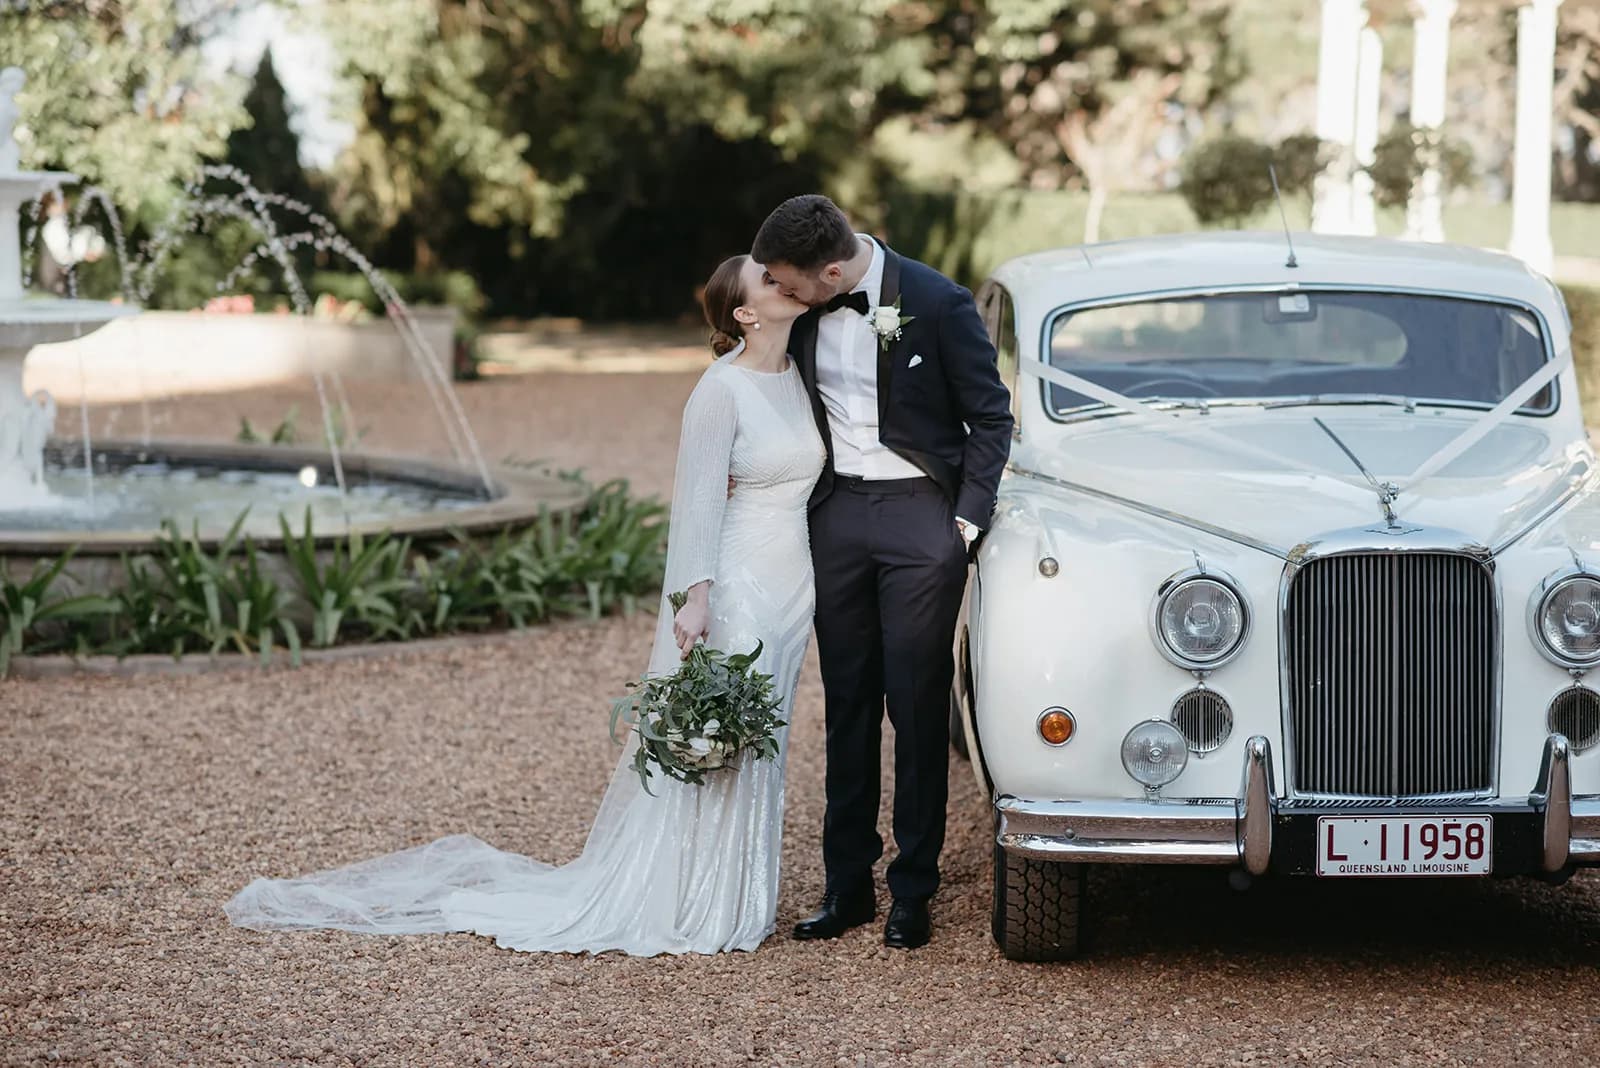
0, 67, 135, 507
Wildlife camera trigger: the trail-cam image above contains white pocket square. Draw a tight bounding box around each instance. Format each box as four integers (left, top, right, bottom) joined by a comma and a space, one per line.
908, 354, 924, 368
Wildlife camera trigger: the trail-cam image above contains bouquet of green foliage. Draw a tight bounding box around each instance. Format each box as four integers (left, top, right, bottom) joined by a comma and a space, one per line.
608, 591, 786, 794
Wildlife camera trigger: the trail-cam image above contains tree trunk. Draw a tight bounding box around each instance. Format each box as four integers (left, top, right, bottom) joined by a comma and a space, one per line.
413, 234, 436, 273
1083, 183, 1107, 245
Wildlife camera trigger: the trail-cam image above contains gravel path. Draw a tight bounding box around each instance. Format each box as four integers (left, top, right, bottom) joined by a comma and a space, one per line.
6, 368, 1600, 1066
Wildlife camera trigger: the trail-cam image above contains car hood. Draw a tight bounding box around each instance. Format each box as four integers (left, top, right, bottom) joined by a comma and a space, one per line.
1018, 408, 1594, 554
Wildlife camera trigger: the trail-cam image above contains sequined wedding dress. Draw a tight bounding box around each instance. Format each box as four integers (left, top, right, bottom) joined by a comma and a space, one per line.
225, 344, 826, 955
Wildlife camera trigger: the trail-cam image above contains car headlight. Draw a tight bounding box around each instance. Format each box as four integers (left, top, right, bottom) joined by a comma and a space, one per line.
1121, 719, 1189, 789
1151, 570, 1249, 670
1531, 568, 1600, 669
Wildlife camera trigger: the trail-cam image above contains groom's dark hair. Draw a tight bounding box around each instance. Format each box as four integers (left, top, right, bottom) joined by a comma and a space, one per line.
752, 195, 856, 272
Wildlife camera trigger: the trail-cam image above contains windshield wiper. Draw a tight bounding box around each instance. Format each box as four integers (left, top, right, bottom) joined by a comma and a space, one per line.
1263, 393, 1418, 412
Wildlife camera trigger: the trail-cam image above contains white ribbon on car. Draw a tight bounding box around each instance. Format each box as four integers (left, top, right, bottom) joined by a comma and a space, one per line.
1019, 345, 1575, 501
1017, 356, 1372, 492
1393, 344, 1572, 491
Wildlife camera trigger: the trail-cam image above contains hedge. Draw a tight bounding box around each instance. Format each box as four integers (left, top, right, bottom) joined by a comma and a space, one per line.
881, 188, 1600, 290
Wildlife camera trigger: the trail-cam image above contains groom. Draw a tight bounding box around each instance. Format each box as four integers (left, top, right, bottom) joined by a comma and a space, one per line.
752, 195, 1013, 949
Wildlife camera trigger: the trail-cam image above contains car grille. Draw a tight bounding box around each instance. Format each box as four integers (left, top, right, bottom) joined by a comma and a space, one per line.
1284, 551, 1496, 798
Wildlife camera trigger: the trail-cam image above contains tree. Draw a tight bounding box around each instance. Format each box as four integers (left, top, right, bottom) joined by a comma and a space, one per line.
1553, 5, 1600, 201
314, 0, 1248, 314
1055, 70, 1183, 243
224, 48, 322, 212
884, 0, 1243, 243
315, 0, 927, 316
0, 0, 247, 210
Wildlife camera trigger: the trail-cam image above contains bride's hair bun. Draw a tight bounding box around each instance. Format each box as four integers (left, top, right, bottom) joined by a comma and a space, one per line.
702, 255, 750, 359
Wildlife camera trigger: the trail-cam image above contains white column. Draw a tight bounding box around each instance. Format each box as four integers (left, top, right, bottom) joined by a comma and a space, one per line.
1508, 0, 1563, 274
1350, 25, 1384, 236
1313, 0, 1368, 233
1405, 0, 1457, 241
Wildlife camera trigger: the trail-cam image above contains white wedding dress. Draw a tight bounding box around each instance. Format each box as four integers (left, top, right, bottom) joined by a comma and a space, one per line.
225, 344, 826, 955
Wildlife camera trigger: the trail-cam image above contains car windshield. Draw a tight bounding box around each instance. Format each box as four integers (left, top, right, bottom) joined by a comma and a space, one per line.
1045, 290, 1554, 416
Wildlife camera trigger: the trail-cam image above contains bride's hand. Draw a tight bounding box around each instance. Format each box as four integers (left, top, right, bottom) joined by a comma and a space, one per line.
673, 584, 711, 658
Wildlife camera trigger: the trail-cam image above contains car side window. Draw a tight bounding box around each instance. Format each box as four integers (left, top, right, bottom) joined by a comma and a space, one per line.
994, 287, 1023, 438
978, 283, 999, 341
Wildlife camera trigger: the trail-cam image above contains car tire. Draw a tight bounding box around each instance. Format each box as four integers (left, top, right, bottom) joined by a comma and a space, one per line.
991, 830, 1087, 962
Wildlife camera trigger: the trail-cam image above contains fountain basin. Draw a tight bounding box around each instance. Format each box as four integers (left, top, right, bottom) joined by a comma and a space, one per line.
0, 440, 587, 554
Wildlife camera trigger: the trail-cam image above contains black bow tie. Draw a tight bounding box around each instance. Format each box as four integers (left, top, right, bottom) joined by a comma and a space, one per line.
824, 290, 870, 316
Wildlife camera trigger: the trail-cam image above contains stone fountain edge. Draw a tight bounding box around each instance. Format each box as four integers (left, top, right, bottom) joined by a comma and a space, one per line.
2, 438, 590, 554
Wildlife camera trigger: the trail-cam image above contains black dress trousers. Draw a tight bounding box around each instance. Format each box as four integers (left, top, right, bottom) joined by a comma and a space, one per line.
809, 473, 969, 902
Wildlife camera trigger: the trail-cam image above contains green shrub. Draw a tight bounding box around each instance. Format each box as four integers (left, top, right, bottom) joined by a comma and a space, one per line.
0, 555, 117, 674
562, 479, 672, 618
280, 511, 417, 646
101, 516, 300, 662
1178, 133, 1279, 226
0, 473, 670, 674
1366, 123, 1474, 210
1270, 133, 1331, 199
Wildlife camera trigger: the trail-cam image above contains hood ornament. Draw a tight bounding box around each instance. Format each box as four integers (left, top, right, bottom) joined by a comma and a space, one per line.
1314, 417, 1404, 527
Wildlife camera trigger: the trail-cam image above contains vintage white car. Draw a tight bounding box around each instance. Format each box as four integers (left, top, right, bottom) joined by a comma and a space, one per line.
953, 231, 1600, 960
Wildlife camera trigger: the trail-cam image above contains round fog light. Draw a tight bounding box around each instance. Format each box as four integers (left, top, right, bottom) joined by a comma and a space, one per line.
1121, 719, 1189, 788
1037, 707, 1075, 746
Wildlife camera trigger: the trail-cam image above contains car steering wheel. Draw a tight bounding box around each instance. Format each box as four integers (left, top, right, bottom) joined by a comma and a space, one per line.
1122, 375, 1224, 399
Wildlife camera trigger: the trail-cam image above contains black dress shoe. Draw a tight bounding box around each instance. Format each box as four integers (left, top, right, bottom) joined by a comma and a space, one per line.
883, 898, 931, 949
792, 887, 876, 940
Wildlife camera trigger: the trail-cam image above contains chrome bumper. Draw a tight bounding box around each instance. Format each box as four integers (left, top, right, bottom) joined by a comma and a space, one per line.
995, 734, 1600, 875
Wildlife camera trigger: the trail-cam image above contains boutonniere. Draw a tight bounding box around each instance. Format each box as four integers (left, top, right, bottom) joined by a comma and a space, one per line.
866, 298, 914, 352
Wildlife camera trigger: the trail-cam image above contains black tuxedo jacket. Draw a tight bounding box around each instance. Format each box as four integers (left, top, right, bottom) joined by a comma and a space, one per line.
791, 241, 1014, 524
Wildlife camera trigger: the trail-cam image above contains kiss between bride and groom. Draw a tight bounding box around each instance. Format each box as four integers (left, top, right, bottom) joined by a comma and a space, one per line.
225, 194, 1015, 955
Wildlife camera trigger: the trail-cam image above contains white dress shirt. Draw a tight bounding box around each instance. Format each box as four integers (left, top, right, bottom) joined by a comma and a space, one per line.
814, 236, 926, 482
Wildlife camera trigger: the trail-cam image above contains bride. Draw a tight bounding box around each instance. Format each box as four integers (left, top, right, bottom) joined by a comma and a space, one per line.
225, 255, 821, 955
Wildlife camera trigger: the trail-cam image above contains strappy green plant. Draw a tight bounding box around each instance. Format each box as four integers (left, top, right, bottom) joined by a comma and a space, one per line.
279, 509, 415, 646
0, 553, 117, 676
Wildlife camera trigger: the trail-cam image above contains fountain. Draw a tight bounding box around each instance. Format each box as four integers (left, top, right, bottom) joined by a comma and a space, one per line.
0, 66, 135, 509
0, 68, 583, 557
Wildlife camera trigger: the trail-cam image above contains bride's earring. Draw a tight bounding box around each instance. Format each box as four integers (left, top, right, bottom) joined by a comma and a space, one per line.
753, 320, 762, 330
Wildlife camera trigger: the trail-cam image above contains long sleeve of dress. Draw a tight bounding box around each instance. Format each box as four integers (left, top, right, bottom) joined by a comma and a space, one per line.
661, 371, 739, 598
